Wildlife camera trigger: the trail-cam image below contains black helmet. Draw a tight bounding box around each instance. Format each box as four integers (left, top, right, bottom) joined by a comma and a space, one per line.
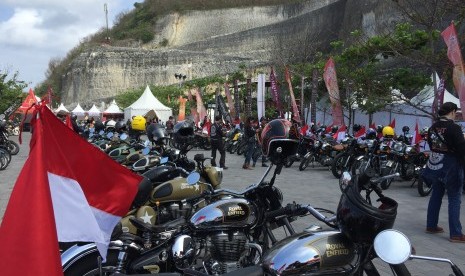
331, 125, 339, 134
115, 121, 127, 133
261, 119, 299, 165
366, 128, 376, 139
402, 126, 410, 133
71, 114, 78, 121
376, 125, 383, 134
94, 120, 104, 132
146, 123, 165, 143
336, 175, 398, 243
352, 124, 361, 133
173, 120, 195, 146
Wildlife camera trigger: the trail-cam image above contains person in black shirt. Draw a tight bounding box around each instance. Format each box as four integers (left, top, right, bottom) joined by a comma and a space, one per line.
210, 115, 227, 169
423, 102, 465, 242
242, 117, 257, 170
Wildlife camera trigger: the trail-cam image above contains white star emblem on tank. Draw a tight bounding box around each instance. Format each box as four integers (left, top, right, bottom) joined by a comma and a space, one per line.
194, 184, 199, 191
140, 211, 153, 224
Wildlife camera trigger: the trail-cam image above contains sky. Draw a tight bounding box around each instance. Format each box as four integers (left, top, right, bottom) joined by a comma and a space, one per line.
0, 0, 139, 90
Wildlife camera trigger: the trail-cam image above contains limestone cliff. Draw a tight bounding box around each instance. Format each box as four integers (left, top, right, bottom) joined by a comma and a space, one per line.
61, 0, 400, 105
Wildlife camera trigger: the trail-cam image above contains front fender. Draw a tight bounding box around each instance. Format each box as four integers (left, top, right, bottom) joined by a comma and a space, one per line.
61, 241, 123, 270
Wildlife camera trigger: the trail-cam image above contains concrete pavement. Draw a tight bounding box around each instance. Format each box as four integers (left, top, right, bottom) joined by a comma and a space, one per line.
1, 132, 464, 275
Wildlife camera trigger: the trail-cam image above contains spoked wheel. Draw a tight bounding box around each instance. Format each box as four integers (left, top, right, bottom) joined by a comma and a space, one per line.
380, 163, 398, 190
7, 140, 19, 155
299, 157, 310, 171
331, 152, 348, 179
0, 148, 11, 170
417, 176, 432, 197
63, 249, 120, 276
284, 156, 295, 168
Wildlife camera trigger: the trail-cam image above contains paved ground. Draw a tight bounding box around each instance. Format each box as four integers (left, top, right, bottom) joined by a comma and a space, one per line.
1, 132, 465, 275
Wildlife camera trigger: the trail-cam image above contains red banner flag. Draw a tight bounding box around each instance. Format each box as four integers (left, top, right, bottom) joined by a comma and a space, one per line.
17, 88, 39, 114
389, 118, 396, 128
412, 120, 422, 146
224, 83, 236, 119
323, 58, 344, 126
195, 87, 207, 126
285, 66, 301, 122
442, 23, 465, 119
354, 125, 366, 139
270, 67, 283, 115
0, 104, 141, 276
178, 96, 187, 121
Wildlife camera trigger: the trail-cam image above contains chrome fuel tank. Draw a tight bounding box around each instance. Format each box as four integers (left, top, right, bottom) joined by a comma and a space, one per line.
189, 198, 257, 230
263, 231, 359, 275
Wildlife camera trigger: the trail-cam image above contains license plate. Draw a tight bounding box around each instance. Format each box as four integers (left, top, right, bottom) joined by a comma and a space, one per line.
386, 160, 393, 167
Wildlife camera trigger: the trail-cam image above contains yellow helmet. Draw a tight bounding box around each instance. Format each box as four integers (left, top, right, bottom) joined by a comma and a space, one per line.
131, 115, 146, 131
382, 126, 395, 138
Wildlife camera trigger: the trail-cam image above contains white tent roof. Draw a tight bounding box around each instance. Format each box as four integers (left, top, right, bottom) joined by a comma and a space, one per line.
71, 103, 85, 116
103, 100, 123, 114
87, 104, 101, 117
124, 85, 173, 123
55, 103, 69, 114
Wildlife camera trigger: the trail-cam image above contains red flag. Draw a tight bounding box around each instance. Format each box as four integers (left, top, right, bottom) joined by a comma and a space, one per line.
369, 122, 376, 129
0, 104, 142, 275
412, 121, 422, 145
178, 96, 187, 121
323, 58, 344, 126
442, 22, 465, 120
17, 88, 39, 114
270, 67, 283, 115
354, 125, 366, 139
333, 125, 347, 141
224, 83, 236, 119
65, 114, 73, 130
300, 124, 309, 136
284, 66, 301, 122
389, 118, 396, 128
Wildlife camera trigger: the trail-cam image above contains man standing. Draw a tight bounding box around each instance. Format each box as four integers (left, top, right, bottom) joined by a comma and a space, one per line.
210, 115, 228, 169
423, 102, 465, 242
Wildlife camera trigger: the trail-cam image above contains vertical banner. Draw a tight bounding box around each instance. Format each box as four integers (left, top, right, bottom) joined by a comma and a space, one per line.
257, 74, 266, 120
246, 77, 252, 117
284, 67, 301, 122
311, 69, 318, 123
195, 87, 207, 124
432, 76, 446, 117
270, 67, 283, 116
323, 57, 344, 126
217, 95, 232, 123
224, 83, 236, 119
233, 80, 240, 118
442, 23, 465, 120
178, 96, 187, 121
187, 88, 198, 125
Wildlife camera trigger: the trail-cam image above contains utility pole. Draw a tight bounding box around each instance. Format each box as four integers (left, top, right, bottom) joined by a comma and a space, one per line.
301, 76, 305, 124
104, 3, 110, 43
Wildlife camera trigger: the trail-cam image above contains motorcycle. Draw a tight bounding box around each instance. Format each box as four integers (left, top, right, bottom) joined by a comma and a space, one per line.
0, 121, 20, 155
193, 131, 212, 150
61, 162, 296, 275
331, 137, 365, 178
299, 136, 337, 171
284, 135, 314, 168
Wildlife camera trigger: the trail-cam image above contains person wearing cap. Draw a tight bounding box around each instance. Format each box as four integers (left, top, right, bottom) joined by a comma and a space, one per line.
423, 102, 465, 242
210, 115, 227, 169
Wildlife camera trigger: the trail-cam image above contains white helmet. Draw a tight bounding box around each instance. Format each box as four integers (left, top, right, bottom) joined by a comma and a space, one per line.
105, 119, 116, 130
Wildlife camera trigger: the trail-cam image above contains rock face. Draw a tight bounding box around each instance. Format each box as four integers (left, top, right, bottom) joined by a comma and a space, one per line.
61, 0, 400, 105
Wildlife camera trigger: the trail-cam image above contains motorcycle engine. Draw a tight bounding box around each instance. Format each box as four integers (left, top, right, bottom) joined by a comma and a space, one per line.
207, 231, 248, 274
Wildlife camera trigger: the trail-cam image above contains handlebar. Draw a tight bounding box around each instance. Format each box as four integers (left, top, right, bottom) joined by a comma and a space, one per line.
264, 202, 337, 228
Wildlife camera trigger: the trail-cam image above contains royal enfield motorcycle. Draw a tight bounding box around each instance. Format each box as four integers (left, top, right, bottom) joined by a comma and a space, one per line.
331, 137, 365, 178
299, 136, 337, 171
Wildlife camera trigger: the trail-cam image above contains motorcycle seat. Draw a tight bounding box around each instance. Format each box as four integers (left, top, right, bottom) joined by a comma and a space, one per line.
129, 216, 185, 234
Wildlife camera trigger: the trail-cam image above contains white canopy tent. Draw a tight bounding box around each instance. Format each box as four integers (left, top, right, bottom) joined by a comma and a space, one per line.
103, 100, 123, 115
71, 103, 86, 117
87, 104, 101, 118
55, 103, 69, 115
124, 85, 172, 123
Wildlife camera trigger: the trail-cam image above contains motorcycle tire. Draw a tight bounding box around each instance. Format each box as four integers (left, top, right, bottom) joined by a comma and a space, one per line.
229, 143, 238, 154
237, 144, 245, 155
417, 176, 432, 197
7, 140, 19, 155
400, 163, 415, 181
380, 165, 396, 190
0, 149, 10, 170
299, 158, 310, 171
350, 157, 366, 176
331, 152, 348, 179
63, 249, 120, 276
284, 156, 295, 168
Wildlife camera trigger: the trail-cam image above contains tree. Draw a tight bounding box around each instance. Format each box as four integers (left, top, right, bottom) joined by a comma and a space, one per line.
0, 70, 27, 114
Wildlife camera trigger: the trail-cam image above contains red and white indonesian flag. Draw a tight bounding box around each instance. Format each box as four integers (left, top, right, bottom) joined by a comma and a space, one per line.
332, 125, 347, 142
354, 125, 366, 139
412, 121, 422, 146
0, 104, 142, 276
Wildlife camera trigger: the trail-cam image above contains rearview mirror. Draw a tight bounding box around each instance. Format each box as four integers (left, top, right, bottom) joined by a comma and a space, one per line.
160, 157, 169, 164
339, 171, 352, 192
374, 229, 411, 265
142, 147, 150, 155
120, 133, 128, 140
144, 140, 150, 147
99, 130, 105, 135
187, 172, 200, 185
107, 132, 114, 139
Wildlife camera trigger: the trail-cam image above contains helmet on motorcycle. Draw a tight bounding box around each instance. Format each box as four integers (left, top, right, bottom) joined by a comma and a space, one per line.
331, 125, 339, 134
337, 175, 398, 243
366, 128, 376, 139
402, 126, 410, 133
173, 120, 195, 146
352, 124, 361, 133
115, 121, 127, 133
376, 125, 383, 134
146, 123, 166, 143
131, 115, 146, 131
0, 120, 6, 129
261, 119, 299, 165
94, 120, 104, 132
382, 126, 395, 138
71, 114, 78, 121
105, 119, 116, 131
